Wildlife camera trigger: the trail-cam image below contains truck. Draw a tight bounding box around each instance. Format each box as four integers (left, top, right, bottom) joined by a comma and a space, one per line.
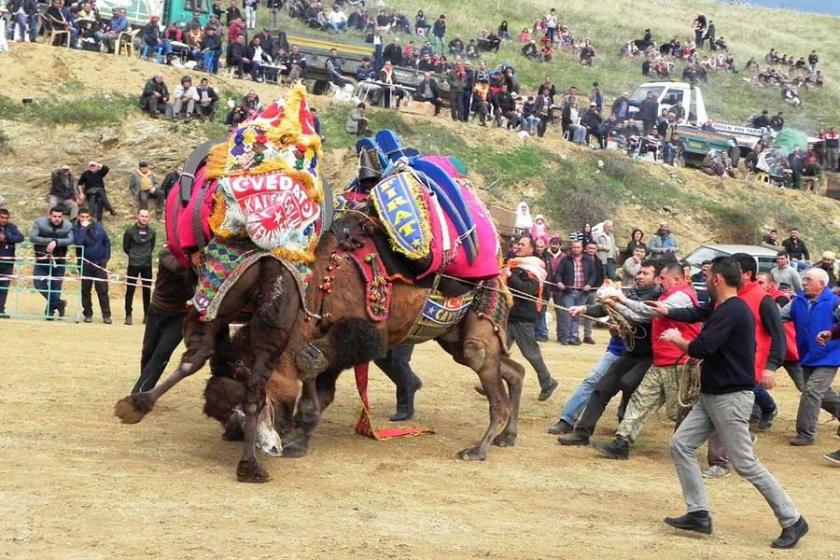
627, 82, 772, 161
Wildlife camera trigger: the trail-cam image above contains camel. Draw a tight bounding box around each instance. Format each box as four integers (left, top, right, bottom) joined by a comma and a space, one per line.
259, 210, 526, 464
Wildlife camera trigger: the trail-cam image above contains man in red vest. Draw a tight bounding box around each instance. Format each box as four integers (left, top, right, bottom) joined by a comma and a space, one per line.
593, 262, 701, 459
704, 253, 786, 477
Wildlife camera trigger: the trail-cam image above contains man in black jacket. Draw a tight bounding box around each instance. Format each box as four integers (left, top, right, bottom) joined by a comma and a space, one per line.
638, 91, 660, 135
507, 236, 559, 401
555, 240, 598, 345
139, 74, 169, 118
77, 161, 115, 221
413, 72, 442, 115
655, 256, 807, 549
48, 165, 81, 220
781, 228, 810, 269
228, 35, 252, 79
383, 37, 403, 66
0, 208, 25, 318
558, 259, 661, 445
123, 209, 156, 325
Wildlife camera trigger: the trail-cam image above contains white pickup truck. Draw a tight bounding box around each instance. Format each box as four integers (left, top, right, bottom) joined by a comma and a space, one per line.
627, 82, 773, 155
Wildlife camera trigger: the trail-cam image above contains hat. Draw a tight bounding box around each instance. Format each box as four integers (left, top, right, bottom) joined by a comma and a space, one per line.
60, 164, 71, 170
139, 160, 150, 167
823, 251, 836, 261
589, 102, 597, 106
88, 161, 99, 167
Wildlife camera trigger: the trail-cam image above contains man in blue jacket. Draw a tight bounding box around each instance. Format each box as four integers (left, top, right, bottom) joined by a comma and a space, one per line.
0, 208, 25, 318
780, 267, 840, 446
73, 208, 112, 324
30, 207, 74, 319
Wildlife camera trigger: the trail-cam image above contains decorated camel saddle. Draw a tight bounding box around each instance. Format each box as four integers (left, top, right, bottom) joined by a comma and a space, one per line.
334, 130, 508, 344
164, 84, 332, 321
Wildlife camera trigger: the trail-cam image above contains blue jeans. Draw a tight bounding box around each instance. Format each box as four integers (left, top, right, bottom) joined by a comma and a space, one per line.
33, 260, 65, 314
535, 305, 548, 339
753, 385, 776, 414
560, 351, 621, 424
558, 289, 587, 342
202, 50, 219, 73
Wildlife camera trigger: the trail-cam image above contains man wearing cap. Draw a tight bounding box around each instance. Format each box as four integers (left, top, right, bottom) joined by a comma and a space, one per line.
815, 252, 837, 288
142, 15, 173, 63
77, 161, 115, 221
129, 162, 164, 218
648, 221, 680, 261
48, 165, 81, 220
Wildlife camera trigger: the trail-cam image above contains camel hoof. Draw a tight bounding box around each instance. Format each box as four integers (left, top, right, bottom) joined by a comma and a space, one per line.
236, 460, 272, 483
114, 394, 154, 424
457, 446, 487, 461
281, 441, 308, 459
493, 433, 517, 448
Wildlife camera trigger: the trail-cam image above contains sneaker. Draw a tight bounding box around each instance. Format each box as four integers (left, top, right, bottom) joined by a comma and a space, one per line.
83, 316, 92, 323
583, 336, 596, 344
702, 465, 731, 478
547, 419, 573, 435
756, 407, 778, 431
538, 379, 559, 402
103, 316, 112, 325
124, 315, 133, 326
824, 449, 840, 465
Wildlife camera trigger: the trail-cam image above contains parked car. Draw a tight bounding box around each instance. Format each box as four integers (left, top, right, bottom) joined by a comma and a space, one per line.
683, 244, 779, 301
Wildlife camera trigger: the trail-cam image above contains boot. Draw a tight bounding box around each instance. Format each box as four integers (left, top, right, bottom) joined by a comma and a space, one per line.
664, 511, 712, 535
593, 435, 630, 460
771, 516, 808, 549
390, 377, 422, 422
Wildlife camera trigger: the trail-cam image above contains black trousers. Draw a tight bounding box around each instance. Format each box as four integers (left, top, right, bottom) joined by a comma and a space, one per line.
81, 262, 111, 318
374, 344, 420, 395
574, 354, 652, 437
125, 265, 152, 316
131, 306, 186, 393
0, 262, 12, 313
85, 188, 115, 221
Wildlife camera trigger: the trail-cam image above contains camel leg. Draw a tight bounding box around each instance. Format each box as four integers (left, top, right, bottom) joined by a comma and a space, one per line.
494, 356, 525, 448
114, 312, 219, 424
282, 368, 341, 458
237, 262, 298, 481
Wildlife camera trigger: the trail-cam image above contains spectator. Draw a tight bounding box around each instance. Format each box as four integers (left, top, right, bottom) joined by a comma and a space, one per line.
415, 10, 430, 36
72, 208, 112, 324
123, 209, 156, 325
345, 102, 370, 136
815, 251, 837, 289
228, 34, 252, 79
581, 103, 605, 147
130, 248, 196, 392
431, 14, 446, 56
579, 41, 595, 65
638, 90, 660, 135
48, 164, 81, 220
611, 91, 630, 122
648, 221, 679, 261
247, 36, 274, 82
555, 240, 597, 345
200, 25, 222, 73
95, 7, 128, 52
593, 220, 619, 279
159, 165, 183, 198
326, 47, 352, 87
472, 77, 491, 127
224, 0, 241, 26
545, 8, 558, 43
383, 37, 403, 65
824, 127, 839, 172
807, 50, 818, 73
77, 161, 115, 222
761, 229, 782, 251
196, 78, 218, 117
770, 111, 785, 132
413, 71, 442, 116
498, 20, 510, 41
622, 246, 646, 287
139, 74, 169, 119
243, 0, 257, 30
625, 228, 647, 256
8, 0, 38, 43
142, 15, 173, 63
518, 28, 530, 43
771, 252, 802, 293
30, 207, 73, 319
0, 208, 24, 318
45, 0, 78, 47
782, 228, 810, 268
267, 0, 282, 28
328, 5, 347, 33
129, 161, 164, 218
446, 63, 468, 121
589, 82, 603, 114
284, 45, 308, 82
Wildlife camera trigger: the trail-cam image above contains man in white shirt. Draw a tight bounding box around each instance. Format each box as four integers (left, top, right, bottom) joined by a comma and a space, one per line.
172, 76, 199, 119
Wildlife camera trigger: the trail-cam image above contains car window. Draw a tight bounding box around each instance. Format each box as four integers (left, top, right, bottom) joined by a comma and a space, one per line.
630, 86, 665, 102
684, 246, 725, 271
757, 257, 776, 273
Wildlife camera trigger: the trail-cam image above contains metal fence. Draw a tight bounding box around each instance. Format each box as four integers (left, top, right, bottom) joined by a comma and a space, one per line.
0, 242, 84, 322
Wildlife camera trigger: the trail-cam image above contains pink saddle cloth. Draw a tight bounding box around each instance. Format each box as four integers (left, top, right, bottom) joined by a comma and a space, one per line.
165, 166, 216, 266
419, 161, 500, 281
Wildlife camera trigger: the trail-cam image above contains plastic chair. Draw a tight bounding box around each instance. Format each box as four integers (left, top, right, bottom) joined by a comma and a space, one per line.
44, 15, 71, 48
116, 28, 139, 57
140, 44, 164, 63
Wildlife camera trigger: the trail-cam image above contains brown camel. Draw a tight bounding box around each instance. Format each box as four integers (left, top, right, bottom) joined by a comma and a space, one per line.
257, 212, 526, 462
114, 257, 300, 482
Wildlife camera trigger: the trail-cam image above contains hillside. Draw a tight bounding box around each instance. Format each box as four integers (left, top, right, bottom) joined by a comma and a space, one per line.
2, 42, 840, 273
273, 0, 839, 132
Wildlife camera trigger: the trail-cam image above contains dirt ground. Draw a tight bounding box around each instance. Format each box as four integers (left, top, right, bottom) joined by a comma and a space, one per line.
1, 303, 839, 560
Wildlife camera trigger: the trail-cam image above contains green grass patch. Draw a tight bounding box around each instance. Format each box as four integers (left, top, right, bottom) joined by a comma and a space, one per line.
0, 93, 137, 127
